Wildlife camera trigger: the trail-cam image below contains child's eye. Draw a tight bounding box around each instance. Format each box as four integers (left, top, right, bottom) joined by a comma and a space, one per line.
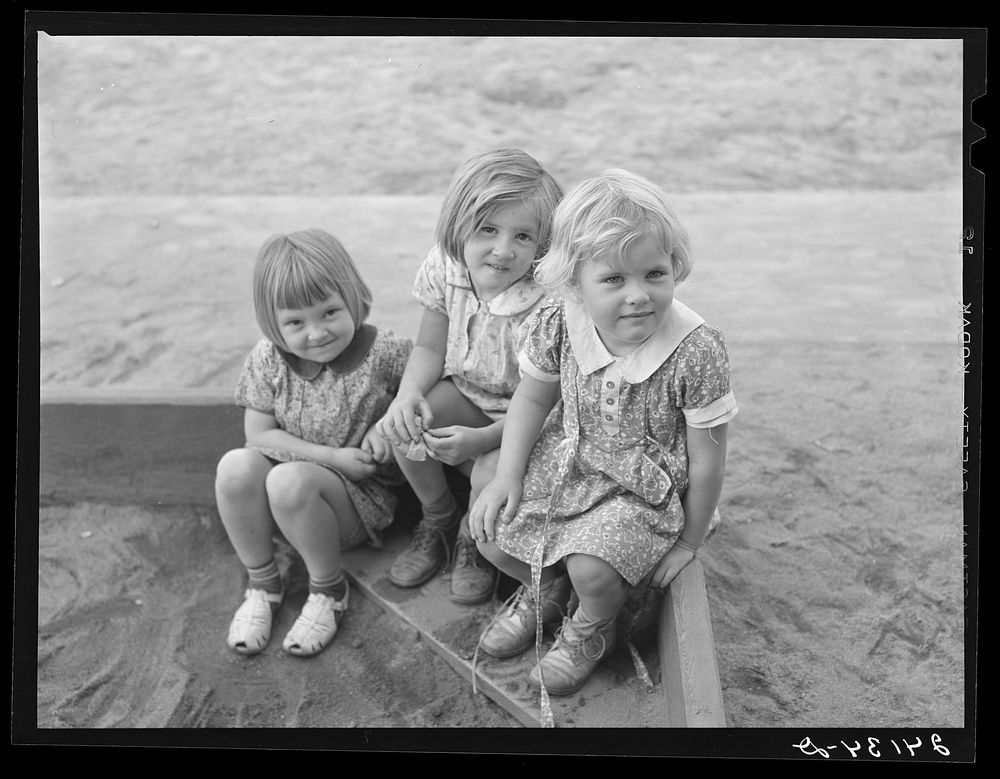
647, 270, 666, 279
480, 225, 497, 235
516, 233, 536, 243
324, 308, 341, 318
603, 275, 623, 285
283, 319, 302, 328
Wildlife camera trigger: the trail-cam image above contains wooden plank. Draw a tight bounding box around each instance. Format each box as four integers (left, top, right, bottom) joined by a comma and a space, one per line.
39, 400, 244, 508
659, 558, 728, 727
40, 387, 234, 406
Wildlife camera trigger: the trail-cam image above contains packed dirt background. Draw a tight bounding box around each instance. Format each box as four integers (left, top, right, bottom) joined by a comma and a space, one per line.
29, 29, 976, 746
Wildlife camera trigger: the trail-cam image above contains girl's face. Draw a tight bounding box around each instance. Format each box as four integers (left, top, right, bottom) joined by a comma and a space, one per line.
276, 290, 356, 364
575, 232, 675, 357
462, 202, 540, 301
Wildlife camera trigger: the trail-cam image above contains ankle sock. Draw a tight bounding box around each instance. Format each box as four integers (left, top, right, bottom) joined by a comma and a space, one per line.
421, 491, 458, 529
247, 559, 282, 594
309, 570, 348, 601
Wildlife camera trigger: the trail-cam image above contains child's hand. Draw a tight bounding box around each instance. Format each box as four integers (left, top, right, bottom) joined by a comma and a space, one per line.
468, 475, 522, 543
361, 428, 393, 464
421, 425, 484, 467
326, 447, 378, 482
376, 394, 434, 449
649, 543, 697, 591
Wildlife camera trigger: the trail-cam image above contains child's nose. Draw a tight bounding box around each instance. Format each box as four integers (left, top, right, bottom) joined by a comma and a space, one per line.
625, 282, 651, 303
492, 236, 515, 258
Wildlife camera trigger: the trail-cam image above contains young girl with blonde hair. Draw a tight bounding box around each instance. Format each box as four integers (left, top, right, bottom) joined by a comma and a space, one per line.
375, 149, 563, 603
470, 169, 737, 712
217, 228, 410, 657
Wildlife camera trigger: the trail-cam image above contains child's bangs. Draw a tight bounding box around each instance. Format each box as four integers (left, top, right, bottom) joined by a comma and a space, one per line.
474, 195, 538, 230
578, 205, 669, 268
479, 175, 559, 226
520, 195, 558, 237
272, 255, 338, 311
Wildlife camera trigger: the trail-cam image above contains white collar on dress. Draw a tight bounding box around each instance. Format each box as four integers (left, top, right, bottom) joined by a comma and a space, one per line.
564, 297, 705, 383
447, 255, 546, 316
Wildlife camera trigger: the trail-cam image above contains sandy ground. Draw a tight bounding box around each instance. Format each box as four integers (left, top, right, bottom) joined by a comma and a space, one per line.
25, 29, 977, 750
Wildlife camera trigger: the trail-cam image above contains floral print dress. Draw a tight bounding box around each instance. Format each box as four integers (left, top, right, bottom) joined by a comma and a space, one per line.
412, 245, 546, 420
234, 324, 412, 547
494, 297, 738, 586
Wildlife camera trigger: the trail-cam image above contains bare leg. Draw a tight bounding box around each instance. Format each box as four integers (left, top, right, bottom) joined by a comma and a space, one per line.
478, 540, 539, 587
265, 461, 362, 582
565, 553, 628, 621
389, 379, 493, 588
391, 379, 493, 509
527, 553, 626, 694
266, 461, 362, 657
216, 447, 283, 654
215, 447, 277, 569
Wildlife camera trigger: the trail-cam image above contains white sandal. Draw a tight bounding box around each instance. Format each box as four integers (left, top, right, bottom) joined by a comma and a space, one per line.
227, 588, 284, 655
282, 586, 349, 657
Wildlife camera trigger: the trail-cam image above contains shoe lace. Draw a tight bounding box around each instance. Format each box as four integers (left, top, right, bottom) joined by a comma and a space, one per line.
408, 521, 447, 554
551, 615, 608, 662
470, 581, 568, 696
544, 589, 659, 694
506, 585, 535, 624
453, 533, 484, 570
470, 585, 532, 694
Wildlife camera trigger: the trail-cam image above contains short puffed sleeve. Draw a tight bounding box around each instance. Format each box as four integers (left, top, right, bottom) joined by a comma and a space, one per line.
675, 325, 738, 429
517, 300, 564, 383
234, 339, 283, 414
376, 332, 413, 392
411, 245, 450, 316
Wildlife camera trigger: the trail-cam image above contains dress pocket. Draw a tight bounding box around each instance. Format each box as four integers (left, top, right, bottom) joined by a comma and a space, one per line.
637, 453, 673, 507
577, 438, 674, 508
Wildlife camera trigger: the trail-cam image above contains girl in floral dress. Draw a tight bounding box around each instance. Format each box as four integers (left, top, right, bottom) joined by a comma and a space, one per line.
375, 149, 562, 604
216, 228, 410, 657
470, 169, 738, 709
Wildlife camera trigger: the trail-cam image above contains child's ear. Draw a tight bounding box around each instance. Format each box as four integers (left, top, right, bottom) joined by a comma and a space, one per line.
564, 278, 583, 302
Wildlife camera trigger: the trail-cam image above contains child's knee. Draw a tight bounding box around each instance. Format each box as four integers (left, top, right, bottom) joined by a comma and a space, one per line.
264, 463, 313, 513
566, 554, 626, 597
469, 449, 500, 497
216, 448, 266, 496
477, 538, 507, 566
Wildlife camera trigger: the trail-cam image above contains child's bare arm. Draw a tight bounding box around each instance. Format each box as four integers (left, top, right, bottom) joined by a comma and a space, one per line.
679, 423, 728, 547
469, 375, 559, 541
377, 308, 449, 444
650, 423, 728, 589
244, 408, 376, 479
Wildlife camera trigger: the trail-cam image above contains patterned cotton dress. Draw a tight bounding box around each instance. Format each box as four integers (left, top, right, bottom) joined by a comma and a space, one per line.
412, 245, 546, 420
494, 297, 738, 586
234, 324, 412, 547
